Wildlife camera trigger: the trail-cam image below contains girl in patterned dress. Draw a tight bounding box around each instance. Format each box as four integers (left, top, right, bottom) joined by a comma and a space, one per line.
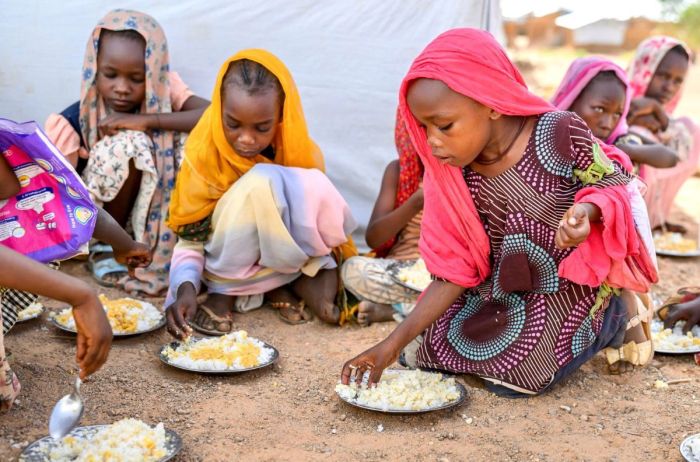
341, 29, 657, 397
45, 10, 209, 295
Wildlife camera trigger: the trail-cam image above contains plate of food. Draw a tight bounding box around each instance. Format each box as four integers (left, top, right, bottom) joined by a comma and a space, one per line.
16, 302, 44, 322
681, 433, 700, 462
387, 259, 432, 293
50, 295, 165, 337
654, 231, 700, 257
20, 418, 181, 462
335, 369, 466, 414
159, 330, 279, 374
652, 319, 700, 354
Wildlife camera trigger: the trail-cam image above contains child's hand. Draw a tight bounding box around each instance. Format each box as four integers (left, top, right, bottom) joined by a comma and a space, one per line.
113, 241, 152, 277
166, 283, 197, 339
98, 113, 150, 137
72, 288, 112, 380
555, 203, 596, 249
628, 97, 668, 132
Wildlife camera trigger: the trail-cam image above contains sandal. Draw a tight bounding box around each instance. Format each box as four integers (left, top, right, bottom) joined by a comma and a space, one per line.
606, 292, 654, 373
271, 301, 312, 325
88, 244, 128, 288
657, 287, 700, 321
190, 305, 234, 336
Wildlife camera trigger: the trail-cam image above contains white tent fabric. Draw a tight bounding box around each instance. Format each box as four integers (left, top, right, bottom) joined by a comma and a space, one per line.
1, 0, 502, 249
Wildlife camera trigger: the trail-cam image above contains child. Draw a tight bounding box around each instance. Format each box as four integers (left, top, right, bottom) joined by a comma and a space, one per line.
45, 10, 209, 295
0, 155, 150, 411
0, 154, 151, 332
552, 57, 679, 171
342, 111, 424, 325
341, 29, 656, 397
165, 50, 356, 338
626, 36, 699, 231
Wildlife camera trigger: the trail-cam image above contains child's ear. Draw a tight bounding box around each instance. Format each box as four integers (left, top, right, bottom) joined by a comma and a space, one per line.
489, 110, 503, 120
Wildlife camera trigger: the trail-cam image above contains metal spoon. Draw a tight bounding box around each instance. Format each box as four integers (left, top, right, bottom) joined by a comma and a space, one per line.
49, 376, 83, 439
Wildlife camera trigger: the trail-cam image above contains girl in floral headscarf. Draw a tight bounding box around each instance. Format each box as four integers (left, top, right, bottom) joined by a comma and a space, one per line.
45, 9, 209, 295
626, 36, 699, 231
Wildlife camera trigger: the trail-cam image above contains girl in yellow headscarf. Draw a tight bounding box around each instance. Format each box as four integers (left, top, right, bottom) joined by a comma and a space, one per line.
165, 50, 356, 337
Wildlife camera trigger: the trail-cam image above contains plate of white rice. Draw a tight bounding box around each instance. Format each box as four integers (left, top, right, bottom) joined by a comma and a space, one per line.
50, 295, 165, 337
387, 259, 432, 293
20, 419, 181, 462
159, 330, 278, 374
17, 302, 44, 322
335, 369, 466, 414
652, 319, 700, 354
681, 433, 700, 462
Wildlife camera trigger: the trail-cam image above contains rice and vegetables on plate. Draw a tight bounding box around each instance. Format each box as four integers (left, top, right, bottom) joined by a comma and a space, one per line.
652, 319, 700, 353
397, 259, 432, 291
654, 232, 698, 254
21, 419, 168, 462
17, 302, 43, 321
52, 295, 163, 335
162, 330, 275, 371
335, 369, 462, 412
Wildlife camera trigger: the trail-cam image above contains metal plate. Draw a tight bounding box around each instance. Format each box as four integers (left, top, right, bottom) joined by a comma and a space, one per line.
656, 248, 700, 258
386, 260, 429, 293
20, 424, 182, 461
680, 433, 700, 462
49, 315, 166, 338
654, 344, 700, 355
158, 339, 279, 374
336, 370, 467, 414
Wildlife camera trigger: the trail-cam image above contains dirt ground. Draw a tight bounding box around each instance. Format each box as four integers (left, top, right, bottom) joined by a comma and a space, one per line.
2, 58, 700, 462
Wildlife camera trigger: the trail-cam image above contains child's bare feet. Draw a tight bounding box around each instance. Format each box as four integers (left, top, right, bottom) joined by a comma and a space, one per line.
293, 269, 340, 324
357, 301, 395, 327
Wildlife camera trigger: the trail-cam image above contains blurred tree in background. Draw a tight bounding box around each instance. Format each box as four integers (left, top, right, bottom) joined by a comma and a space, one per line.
659, 0, 700, 50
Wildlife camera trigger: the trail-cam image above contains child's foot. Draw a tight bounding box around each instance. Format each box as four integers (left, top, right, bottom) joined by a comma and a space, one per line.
357, 301, 395, 327
266, 286, 311, 325
293, 269, 340, 324
607, 291, 653, 375
191, 293, 235, 335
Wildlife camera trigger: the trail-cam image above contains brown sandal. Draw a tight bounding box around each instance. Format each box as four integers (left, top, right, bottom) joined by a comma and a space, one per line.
190, 305, 234, 336
271, 301, 312, 325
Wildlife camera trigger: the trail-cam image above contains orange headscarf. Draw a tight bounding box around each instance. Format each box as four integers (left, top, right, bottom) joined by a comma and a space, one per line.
168, 49, 324, 229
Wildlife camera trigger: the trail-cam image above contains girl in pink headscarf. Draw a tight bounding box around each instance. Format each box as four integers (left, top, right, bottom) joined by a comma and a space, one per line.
552, 56, 678, 171
627, 36, 699, 231
340, 29, 657, 397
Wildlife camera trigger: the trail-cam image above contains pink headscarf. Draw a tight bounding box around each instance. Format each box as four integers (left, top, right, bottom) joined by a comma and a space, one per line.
398, 28, 554, 287
551, 57, 631, 145
628, 36, 692, 115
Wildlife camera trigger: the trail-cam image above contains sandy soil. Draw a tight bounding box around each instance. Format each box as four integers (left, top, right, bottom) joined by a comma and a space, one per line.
1, 58, 700, 462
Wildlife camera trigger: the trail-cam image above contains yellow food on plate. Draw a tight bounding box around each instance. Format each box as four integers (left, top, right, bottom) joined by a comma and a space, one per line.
652, 319, 700, 352
17, 302, 43, 321
163, 330, 275, 371
335, 369, 461, 411
397, 259, 432, 291
653, 232, 698, 253
53, 295, 163, 334
24, 418, 167, 462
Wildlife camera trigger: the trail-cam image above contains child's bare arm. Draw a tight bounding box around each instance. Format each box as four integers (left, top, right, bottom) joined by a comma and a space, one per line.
0, 246, 112, 378
97, 95, 210, 137
0, 155, 20, 200
93, 208, 152, 273
618, 142, 679, 168
365, 160, 423, 249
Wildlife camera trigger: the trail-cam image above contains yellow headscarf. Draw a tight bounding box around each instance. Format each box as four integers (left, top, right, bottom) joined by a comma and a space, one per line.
168, 49, 324, 229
